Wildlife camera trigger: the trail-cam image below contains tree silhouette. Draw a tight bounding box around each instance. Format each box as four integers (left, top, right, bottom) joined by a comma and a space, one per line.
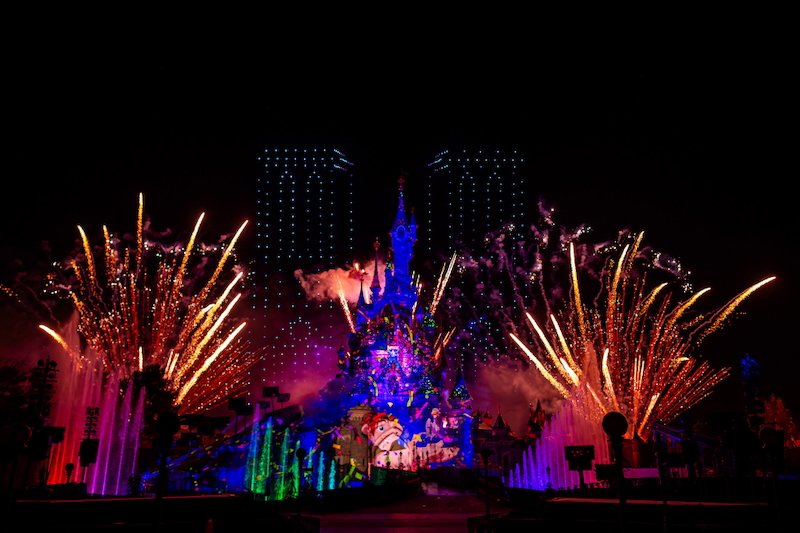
764, 394, 799, 448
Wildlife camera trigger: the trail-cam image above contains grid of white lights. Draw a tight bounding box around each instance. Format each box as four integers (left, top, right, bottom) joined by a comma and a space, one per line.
425, 148, 526, 252
426, 148, 527, 383
254, 148, 354, 392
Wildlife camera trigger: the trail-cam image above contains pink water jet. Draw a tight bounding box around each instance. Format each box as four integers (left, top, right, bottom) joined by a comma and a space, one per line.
507, 389, 610, 490
47, 315, 103, 485
46, 315, 145, 494
84, 374, 145, 495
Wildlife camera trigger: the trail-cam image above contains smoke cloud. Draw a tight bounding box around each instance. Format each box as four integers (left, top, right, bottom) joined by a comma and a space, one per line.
294, 260, 385, 304
469, 357, 563, 435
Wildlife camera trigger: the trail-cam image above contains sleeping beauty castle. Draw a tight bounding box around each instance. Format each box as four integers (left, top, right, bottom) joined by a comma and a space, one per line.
326, 178, 473, 480
240, 181, 473, 498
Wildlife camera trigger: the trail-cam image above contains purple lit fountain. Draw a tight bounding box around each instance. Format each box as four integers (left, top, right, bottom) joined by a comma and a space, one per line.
507, 389, 610, 490
84, 373, 146, 496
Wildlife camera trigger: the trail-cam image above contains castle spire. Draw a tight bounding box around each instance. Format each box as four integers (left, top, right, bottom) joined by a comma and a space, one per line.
392, 173, 407, 231
388, 173, 417, 281
357, 274, 367, 307
493, 404, 509, 436
448, 362, 472, 409
363, 177, 419, 318
370, 238, 381, 301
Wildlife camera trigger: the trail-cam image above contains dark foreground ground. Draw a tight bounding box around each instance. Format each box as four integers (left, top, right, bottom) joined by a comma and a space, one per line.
7, 479, 796, 532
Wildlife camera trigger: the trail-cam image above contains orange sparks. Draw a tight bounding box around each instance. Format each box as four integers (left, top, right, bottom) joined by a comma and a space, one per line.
510, 238, 773, 440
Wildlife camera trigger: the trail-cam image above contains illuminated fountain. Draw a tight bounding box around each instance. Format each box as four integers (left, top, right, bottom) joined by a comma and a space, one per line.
86, 375, 145, 495
245, 413, 272, 496
40, 318, 104, 485
507, 389, 610, 490
245, 408, 337, 500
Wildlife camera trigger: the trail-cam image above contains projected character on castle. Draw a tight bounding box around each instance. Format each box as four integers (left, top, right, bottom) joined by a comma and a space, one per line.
361, 412, 459, 469
425, 407, 444, 441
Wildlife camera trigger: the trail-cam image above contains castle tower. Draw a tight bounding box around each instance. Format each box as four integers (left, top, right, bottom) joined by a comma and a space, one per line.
326, 180, 472, 474
378, 177, 418, 313
388, 176, 417, 280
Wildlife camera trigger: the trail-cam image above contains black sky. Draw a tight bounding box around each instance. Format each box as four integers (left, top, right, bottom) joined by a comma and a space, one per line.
4, 21, 796, 413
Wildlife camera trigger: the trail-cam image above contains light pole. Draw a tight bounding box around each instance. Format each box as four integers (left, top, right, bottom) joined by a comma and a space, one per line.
295, 448, 307, 533
479, 447, 494, 532
602, 412, 628, 533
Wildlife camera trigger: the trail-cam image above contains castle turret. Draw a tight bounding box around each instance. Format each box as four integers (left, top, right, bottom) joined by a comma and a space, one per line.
370, 238, 382, 304
492, 406, 510, 437
448, 363, 472, 410
372, 177, 418, 314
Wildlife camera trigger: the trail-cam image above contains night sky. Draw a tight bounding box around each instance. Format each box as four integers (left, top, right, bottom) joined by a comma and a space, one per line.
4, 23, 796, 417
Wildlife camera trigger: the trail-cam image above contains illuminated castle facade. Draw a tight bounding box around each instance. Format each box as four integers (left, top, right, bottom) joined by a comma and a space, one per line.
329, 181, 473, 475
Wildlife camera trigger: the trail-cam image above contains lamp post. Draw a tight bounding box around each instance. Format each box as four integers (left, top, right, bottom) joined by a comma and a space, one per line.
479, 447, 494, 532
602, 412, 628, 533
295, 448, 307, 533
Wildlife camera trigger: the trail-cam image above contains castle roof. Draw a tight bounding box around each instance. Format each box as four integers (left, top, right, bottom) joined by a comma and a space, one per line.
448, 364, 472, 403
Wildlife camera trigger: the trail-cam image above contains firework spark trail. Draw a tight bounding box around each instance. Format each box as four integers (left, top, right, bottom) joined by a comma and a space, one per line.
176, 321, 247, 405
174, 219, 249, 354
77, 225, 98, 294
625, 231, 644, 273
39, 325, 81, 362
433, 327, 456, 366
510, 332, 570, 397
694, 276, 777, 342
430, 252, 457, 317
665, 287, 710, 333
511, 241, 774, 440
41, 195, 258, 414
526, 312, 572, 382
411, 274, 423, 318
136, 193, 144, 275
176, 292, 242, 382
179, 339, 253, 413
173, 273, 244, 382
336, 276, 356, 333
550, 315, 579, 375
569, 243, 590, 347
606, 244, 630, 352
150, 213, 206, 359
198, 220, 248, 301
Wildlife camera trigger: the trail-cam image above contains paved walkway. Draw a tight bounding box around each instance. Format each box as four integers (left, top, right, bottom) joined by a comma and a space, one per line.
314, 481, 507, 533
